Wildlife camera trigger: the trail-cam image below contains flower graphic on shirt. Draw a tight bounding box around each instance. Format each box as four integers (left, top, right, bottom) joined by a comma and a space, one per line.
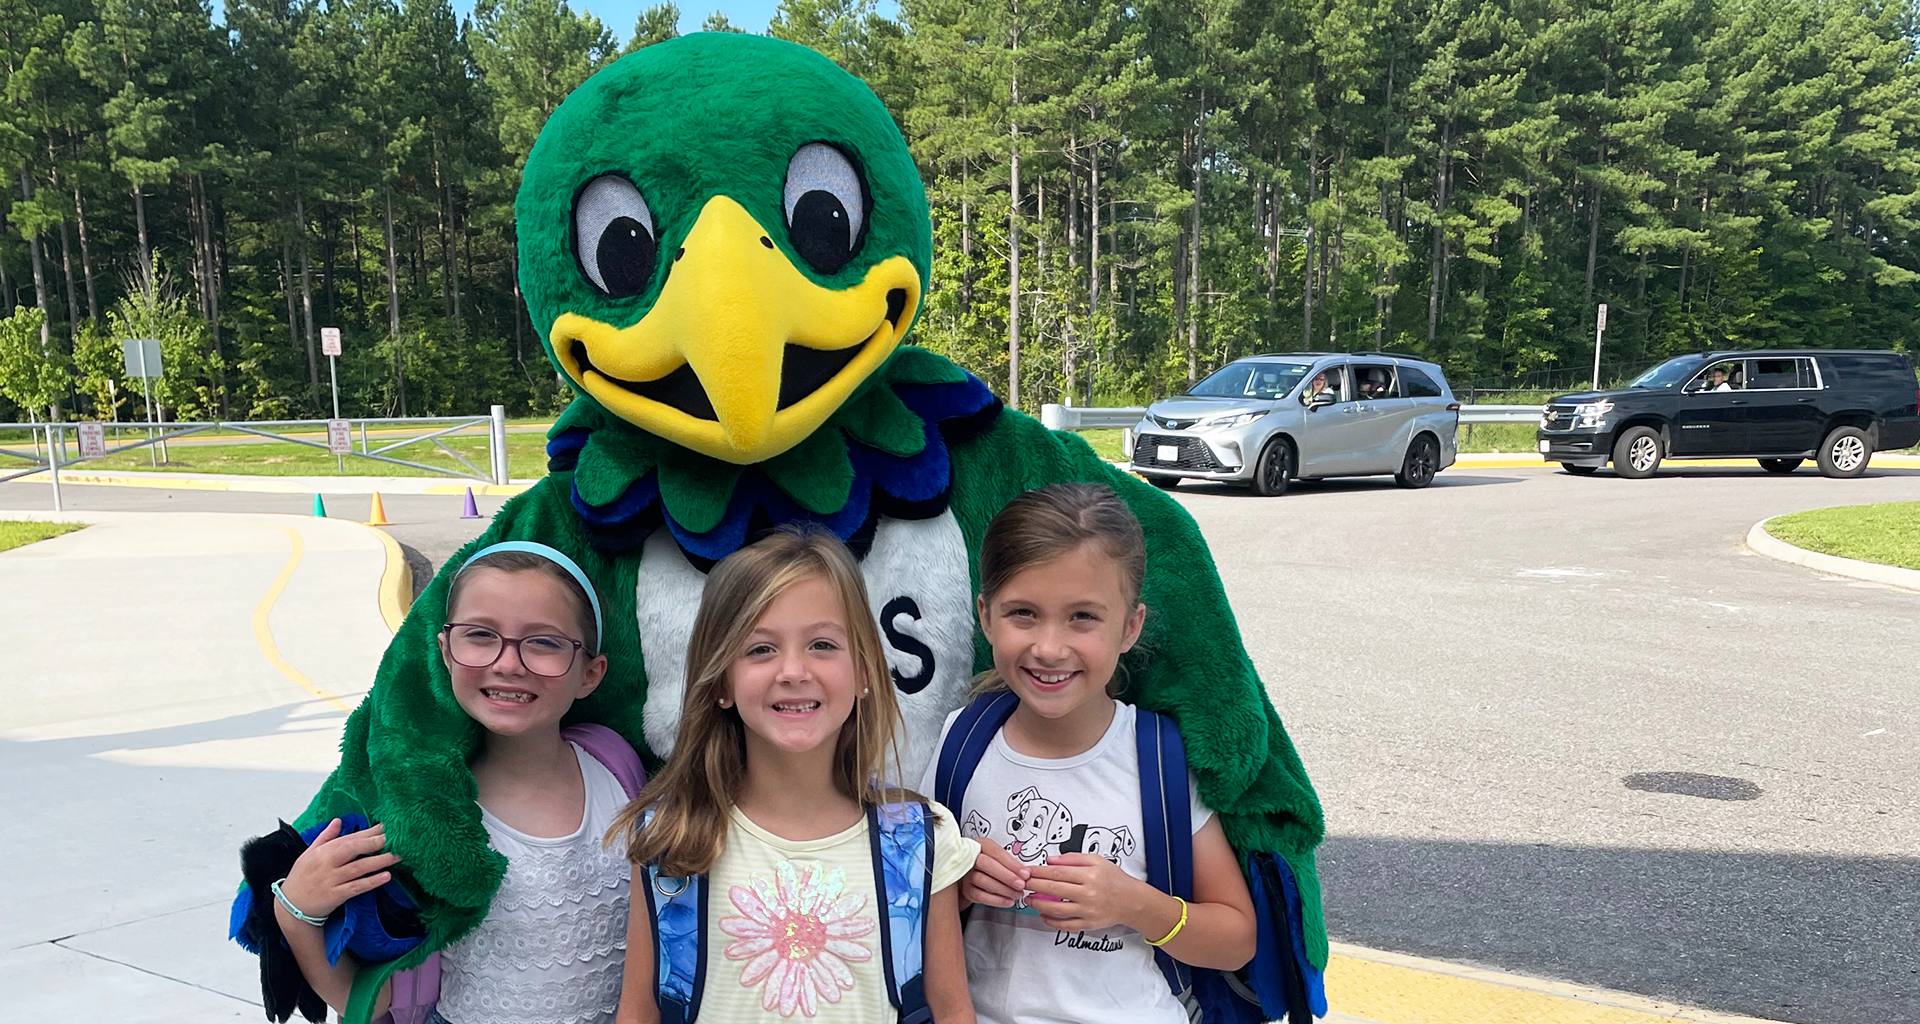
721, 860, 874, 1016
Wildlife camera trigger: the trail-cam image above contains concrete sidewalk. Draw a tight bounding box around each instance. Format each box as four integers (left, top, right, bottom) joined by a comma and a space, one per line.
0, 512, 399, 1020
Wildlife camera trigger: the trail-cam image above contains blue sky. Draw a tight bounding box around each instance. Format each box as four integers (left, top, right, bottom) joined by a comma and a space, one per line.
447, 0, 899, 39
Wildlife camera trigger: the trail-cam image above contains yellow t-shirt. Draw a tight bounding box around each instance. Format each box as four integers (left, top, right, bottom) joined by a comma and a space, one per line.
698, 801, 973, 1021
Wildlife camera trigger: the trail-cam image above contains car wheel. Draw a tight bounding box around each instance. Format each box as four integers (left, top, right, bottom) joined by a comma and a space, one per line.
1250, 439, 1293, 497
1758, 458, 1803, 474
1395, 434, 1439, 488
1145, 474, 1181, 490
1611, 426, 1663, 479
1562, 463, 1599, 476
1816, 426, 1871, 478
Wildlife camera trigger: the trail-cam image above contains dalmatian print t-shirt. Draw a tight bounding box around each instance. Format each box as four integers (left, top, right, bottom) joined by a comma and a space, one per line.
918, 700, 1213, 1024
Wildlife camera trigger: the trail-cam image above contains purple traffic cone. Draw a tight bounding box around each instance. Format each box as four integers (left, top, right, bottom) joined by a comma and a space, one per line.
311, 494, 327, 518
460, 487, 481, 520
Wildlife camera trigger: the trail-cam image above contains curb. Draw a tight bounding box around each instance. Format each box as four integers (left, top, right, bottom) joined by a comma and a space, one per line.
368, 525, 414, 634
1745, 517, 1920, 593
1328, 942, 1794, 1024
11, 469, 537, 496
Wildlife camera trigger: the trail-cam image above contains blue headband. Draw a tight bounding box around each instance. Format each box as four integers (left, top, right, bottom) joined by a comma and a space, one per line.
457, 541, 604, 641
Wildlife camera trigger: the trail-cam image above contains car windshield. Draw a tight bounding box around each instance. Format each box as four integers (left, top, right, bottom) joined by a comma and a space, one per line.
1628, 355, 1710, 389
1186, 361, 1311, 400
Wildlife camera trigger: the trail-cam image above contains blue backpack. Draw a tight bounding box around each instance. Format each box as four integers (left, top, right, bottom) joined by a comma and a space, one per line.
645, 801, 937, 1024
932, 691, 1327, 1024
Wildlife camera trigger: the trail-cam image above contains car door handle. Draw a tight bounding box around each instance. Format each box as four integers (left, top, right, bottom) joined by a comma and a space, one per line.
1796, 397, 1813, 403
1729, 400, 1747, 405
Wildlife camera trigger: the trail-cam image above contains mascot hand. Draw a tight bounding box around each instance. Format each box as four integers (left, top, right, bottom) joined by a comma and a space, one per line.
960, 836, 1030, 908
277, 820, 402, 925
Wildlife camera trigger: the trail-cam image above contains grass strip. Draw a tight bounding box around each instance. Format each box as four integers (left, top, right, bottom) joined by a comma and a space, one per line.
0, 521, 85, 553
76, 433, 552, 480
1766, 502, 1920, 571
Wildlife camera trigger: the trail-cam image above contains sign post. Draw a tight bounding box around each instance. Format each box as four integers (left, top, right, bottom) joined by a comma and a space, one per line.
1591, 303, 1608, 391
322, 327, 343, 471
122, 338, 164, 467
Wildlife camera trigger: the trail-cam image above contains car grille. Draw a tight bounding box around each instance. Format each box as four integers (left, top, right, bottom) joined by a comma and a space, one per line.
1540, 404, 1580, 430
1150, 414, 1201, 431
1132, 435, 1225, 472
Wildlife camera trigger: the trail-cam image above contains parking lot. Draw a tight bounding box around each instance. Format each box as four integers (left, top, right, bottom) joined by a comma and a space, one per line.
3, 462, 1917, 1023
1176, 463, 1920, 1024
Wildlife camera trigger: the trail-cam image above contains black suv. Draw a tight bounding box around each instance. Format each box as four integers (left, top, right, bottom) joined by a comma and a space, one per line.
1538, 350, 1920, 478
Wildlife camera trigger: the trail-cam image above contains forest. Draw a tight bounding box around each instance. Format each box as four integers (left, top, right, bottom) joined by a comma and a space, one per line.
3, 0, 1917, 424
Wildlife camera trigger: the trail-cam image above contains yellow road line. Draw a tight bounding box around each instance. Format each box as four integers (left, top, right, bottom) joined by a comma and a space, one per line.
367, 524, 414, 635
1328, 943, 1788, 1024
252, 525, 353, 713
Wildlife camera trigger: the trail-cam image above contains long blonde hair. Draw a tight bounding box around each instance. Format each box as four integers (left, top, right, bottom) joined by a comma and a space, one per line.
609, 525, 906, 875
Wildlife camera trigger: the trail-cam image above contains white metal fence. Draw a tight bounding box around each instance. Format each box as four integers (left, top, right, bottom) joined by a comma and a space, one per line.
0, 406, 510, 511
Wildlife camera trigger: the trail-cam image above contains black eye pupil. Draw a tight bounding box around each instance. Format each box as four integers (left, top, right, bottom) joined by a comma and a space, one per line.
790, 189, 856, 274
596, 215, 657, 296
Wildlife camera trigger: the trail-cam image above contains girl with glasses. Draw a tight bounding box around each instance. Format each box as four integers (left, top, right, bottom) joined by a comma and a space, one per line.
258, 542, 643, 1024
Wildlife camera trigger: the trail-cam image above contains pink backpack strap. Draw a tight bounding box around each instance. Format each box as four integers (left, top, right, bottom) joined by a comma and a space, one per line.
564, 723, 647, 798
375, 952, 441, 1024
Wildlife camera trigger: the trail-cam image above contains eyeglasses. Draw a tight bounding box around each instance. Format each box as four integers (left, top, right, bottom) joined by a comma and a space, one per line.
442, 623, 586, 677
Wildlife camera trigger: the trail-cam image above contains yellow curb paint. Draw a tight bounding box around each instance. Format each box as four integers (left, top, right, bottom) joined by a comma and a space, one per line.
422, 483, 531, 496
1326, 943, 1788, 1024
17, 470, 235, 490
253, 525, 354, 713
366, 524, 413, 635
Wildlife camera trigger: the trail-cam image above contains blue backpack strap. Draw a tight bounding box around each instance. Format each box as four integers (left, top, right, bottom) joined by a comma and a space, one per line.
868, 801, 935, 1024
1135, 707, 1193, 996
932, 690, 1019, 811
642, 809, 708, 1024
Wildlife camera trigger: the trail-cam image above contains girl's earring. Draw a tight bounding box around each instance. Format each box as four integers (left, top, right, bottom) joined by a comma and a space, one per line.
861, 688, 870, 697
718, 698, 730, 708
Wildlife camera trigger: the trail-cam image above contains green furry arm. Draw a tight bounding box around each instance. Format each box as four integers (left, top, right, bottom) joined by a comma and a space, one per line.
947, 408, 1328, 966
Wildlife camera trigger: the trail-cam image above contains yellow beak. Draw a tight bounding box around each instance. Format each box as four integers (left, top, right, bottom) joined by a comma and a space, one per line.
551, 195, 920, 465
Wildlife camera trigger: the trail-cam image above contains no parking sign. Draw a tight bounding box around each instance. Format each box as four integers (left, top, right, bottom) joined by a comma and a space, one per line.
327, 418, 352, 455
78, 423, 105, 459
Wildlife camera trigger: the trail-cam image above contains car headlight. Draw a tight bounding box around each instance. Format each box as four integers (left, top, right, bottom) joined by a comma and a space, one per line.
1199, 410, 1267, 431
1574, 401, 1613, 428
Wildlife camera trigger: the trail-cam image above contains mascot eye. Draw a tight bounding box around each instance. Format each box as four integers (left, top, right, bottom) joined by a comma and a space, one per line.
783, 143, 866, 274
574, 175, 658, 297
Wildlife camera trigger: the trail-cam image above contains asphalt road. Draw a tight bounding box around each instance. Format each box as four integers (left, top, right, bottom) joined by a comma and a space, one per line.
4, 463, 1916, 1022
1171, 463, 1920, 1024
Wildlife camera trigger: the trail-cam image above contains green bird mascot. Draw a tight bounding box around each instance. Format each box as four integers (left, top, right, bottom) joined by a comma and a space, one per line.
233, 32, 1325, 1024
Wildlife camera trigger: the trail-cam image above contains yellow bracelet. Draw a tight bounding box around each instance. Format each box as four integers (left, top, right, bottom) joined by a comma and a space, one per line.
1145, 896, 1187, 947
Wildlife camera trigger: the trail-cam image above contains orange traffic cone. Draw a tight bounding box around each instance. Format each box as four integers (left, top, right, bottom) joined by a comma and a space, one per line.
366, 491, 391, 527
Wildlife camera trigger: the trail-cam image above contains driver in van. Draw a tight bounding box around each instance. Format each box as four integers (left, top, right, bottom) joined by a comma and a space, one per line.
1303, 371, 1334, 405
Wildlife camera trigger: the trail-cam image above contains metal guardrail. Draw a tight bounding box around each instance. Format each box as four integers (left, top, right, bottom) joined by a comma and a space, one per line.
1040, 402, 1543, 429
0, 407, 510, 511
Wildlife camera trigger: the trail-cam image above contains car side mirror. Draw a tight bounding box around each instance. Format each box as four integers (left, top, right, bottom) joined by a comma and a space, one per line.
1307, 391, 1337, 410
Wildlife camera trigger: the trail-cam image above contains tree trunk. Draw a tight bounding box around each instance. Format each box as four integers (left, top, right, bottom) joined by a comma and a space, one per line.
1426, 117, 1453, 347
71, 181, 98, 321
132, 185, 151, 274
1088, 143, 1100, 313
1583, 142, 1606, 331
1187, 95, 1204, 385
58, 212, 79, 343
383, 184, 407, 417
293, 197, 318, 393
511, 246, 526, 365
960, 162, 973, 314
19, 169, 52, 356
1008, 27, 1022, 411
1304, 127, 1317, 347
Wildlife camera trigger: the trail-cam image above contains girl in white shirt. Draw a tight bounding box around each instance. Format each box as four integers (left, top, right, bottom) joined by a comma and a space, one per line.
922, 483, 1257, 1024
269, 543, 639, 1024
612, 526, 975, 1023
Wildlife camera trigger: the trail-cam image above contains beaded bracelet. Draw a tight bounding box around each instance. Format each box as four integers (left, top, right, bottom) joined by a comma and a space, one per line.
270, 878, 329, 927
1145, 896, 1188, 947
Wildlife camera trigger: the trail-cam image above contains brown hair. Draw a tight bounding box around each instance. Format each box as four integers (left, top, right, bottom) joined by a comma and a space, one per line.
975, 482, 1148, 694
445, 550, 601, 656
608, 526, 906, 875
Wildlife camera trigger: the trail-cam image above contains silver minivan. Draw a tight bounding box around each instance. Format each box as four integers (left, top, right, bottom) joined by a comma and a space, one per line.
1127, 353, 1460, 495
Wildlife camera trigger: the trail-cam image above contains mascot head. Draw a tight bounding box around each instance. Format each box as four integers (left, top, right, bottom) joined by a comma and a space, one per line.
516, 33, 933, 466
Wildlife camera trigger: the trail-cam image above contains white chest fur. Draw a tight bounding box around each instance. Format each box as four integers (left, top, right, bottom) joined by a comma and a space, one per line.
635, 511, 977, 784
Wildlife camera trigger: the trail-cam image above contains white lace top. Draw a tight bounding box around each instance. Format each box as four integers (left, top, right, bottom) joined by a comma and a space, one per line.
437, 743, 632, 1024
